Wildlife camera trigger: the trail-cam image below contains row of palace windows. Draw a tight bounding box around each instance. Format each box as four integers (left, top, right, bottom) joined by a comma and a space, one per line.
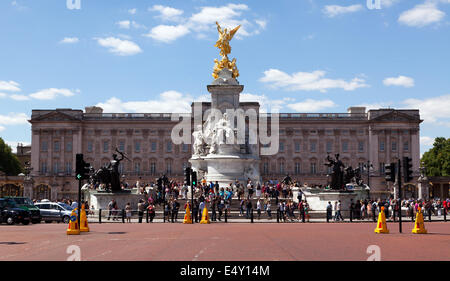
277, 140, 367, 153
40, 141, 72, 152
86, 140, 190, 154
40, 161, 189, 175
276, 140, 410, 154
379, 140, 409, 152
261, 161, 391, 175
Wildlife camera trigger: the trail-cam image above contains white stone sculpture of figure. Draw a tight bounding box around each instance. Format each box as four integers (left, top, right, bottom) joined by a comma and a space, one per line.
215, 112, 234, 145
192, 125, 205, 156
209, 128, 219, 154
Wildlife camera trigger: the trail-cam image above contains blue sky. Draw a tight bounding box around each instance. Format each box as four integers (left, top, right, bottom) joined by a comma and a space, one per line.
0, 0, 449, 155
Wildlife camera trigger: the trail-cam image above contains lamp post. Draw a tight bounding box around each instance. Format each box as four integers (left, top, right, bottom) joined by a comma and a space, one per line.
362, 161, 373, 199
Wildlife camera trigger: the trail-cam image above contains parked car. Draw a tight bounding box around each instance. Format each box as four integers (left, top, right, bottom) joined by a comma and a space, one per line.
0, 198, 31, 225
3, 196, 41, 223
34, 202, 73, 223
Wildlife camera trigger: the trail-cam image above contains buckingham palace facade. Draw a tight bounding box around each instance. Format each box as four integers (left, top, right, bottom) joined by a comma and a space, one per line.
28, 105, 422, 200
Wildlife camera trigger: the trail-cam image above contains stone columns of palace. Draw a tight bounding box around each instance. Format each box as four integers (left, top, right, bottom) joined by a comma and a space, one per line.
411, 128, 420, 174
31, 129, 40, 176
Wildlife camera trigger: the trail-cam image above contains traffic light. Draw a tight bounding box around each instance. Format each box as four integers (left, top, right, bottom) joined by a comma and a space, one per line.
184, 167, 191, 186
385, 162, 396, 182
75, 154, 91, 180
403, 157, 413, 183
191, 171, 197, 186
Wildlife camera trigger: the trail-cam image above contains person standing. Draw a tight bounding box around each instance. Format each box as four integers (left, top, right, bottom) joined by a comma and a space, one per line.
246, 199, 253, 219
266, 201, 272, 219
125, 202, 132, 223
137, 199, 144, 223
211, 196, 217, 222
256, 199, 261, 220
335, 200, 343, 221
326, 201, 333, 222
172, 199, 180, 222
148, 203, 155, 222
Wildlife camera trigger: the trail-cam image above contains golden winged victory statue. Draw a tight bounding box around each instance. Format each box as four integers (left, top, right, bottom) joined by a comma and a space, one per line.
213, 21, 241, 79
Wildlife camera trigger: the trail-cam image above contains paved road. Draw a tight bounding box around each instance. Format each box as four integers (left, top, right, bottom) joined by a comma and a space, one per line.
0, 222, 448, 261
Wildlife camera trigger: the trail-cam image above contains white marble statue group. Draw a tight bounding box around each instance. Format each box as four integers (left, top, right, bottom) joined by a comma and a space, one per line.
193, 112, 236, 156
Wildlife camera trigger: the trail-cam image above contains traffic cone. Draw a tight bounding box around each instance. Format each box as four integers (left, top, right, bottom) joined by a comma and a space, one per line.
80, 204, 90, 232
412, 207, 427, 234
66, 209, 80, 235
183, 204, 193, 224
200, 206, 210, 224
374, 206, 389, 234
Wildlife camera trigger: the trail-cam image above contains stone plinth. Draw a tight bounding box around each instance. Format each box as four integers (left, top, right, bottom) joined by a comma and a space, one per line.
86, 189, 145, 210
190, 154, 261, 188
302, 188, 369, 217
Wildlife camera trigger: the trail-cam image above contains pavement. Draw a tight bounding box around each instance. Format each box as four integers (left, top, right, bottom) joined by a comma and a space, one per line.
0, 221, 449, 261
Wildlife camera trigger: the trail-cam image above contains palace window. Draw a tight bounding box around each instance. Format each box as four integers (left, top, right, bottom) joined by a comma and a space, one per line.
119, 141, 125, 152
392, 141, 397, 151
40, 162, 48, 174
403, 141, 409, 151
167, 141, 172, 153
54, 141, 60, 152
151, 141, 157, 152
310, 163, 317, 174
134, 162, 141, 174
326, 141, 333, 153
87, 141, 93, 153
358, 141, 364, 152
380, 141, 385, 152
295, 162, 301, 174
41, 141, 48, 152
135, 141, 141, 153
103, 141, 109, 153
182, 143, 189, 153
342, 141, 348, 152
150, 162, 156, 174
310, 142, 316, 153
279, 142, 284, 152
279, 162, 285, 174
295, 142, 301, 152
66, 162, 72, 175
66, 142, 72, 152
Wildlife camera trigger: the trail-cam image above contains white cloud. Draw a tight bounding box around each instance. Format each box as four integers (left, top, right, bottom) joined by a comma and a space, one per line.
0, 92, 7, 98
0, 80, 21, 92
0, 126, 4, 132
10, 94, 30, 101
287, 99, 337, 112
117, 20, 130, 29
240, 93, 291, 113
323, 4, 363, 18
145, 4, 265, 43
96, 37, 142, 56
29, 88, 77, 100
255, 19, 267, 29
60, 37, 79, 44
398, 3, 445, 27
381, 0, 400, 8
260, 69, 368, 92
383, 75, 415, 87
402, 94, 450, 125
0, 113, 29, 125
128, 8, 137, 15
420, 136, 435, 146
96, 91, 193, 113
144, 25, 190, 43
149, 5, 184, 21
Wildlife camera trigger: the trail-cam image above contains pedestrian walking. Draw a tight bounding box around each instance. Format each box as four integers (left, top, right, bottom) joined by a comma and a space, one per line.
125, 202, 132, 223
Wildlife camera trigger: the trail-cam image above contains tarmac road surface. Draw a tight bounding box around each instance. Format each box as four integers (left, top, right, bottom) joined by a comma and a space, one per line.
0, 222, 449, 261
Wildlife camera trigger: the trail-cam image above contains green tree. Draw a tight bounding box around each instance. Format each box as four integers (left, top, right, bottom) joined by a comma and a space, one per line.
0, 137, 23, 176
421, 137, 450, 177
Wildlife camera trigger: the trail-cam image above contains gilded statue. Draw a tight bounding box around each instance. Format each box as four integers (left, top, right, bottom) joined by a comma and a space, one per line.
213, 21, 240, 79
